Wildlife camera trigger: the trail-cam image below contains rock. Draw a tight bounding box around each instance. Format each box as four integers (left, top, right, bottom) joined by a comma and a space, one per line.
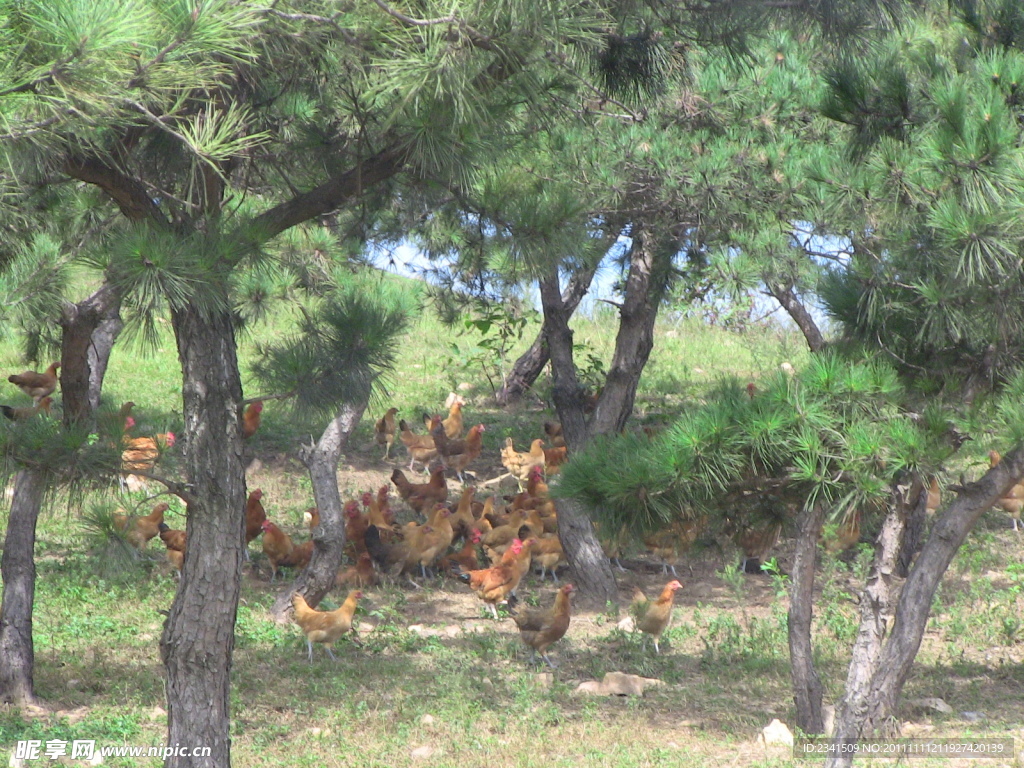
959, 711, 984, 723
456, 382, 472, 392
357, 622, 376, 634
616, 616, 636, 632
534, 673, 553, 689
760, 719, 794, 747
410, 746, 435, 760
780, 362, 795, 376
87, 752, 104, 766
909, 698, 953, 714
443, 625, 461, 637
308, 727, 323, 737
574, 671, 664, 696
419, 714, 435, 726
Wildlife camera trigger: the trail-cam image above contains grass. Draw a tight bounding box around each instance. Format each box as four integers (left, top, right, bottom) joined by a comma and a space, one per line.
1, 275, 1022, 766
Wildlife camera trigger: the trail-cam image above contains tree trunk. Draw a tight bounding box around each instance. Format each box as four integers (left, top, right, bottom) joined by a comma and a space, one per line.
496, 264, 598, 406
585, 227, 667, 439
765, 281, 825, 352
541, 273, 589, 450
556, 497, 619, 609
59, 283, 123, 424
788, 503, 825, 734
0, 469, 47, 706
160, 303, 246, 768
269, 401, 366, 621
826, 452, 1024, 768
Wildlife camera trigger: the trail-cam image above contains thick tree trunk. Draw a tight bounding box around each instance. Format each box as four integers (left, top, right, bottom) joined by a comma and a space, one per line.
765, 281, 825, 353
0, 469, 47, 706
270, 401, 366, 621
586, 228, 667, 439
789, 503, 825, 734
496, 264, 598, 406
59, 283, 123, 423
160, 303, 246, 768
826, 452, 1024, 768
541, 273, 589, 450
557, 497, 618, 609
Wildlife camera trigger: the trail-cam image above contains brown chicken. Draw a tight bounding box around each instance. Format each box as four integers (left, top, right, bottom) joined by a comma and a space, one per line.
432, 423, 486, 482
529, 535, 567, 582
364, 521, 432, 580
375, 407, 399, 459
643, 517, 706, 576
245, 489, 268, 549
925, 476, 941, 515
1, 396, 53, 421
303, 506, 321, 530
439, 528, 482, 573
543, 444, 568, 474
158, 522, 187, 573
411, 507, 455, 578
732, 520, 783, 573
343, 499, 370, 556
543, 421, 565, 448
823, 512, 861, 554
510, 583, 574, 667
500, 438, 545, 482
398, 417, 439, 472
241, 400, 263, 439
632, 579, 683, 654
261, 521, 313, 582
364, 487, 394, 528
8, 362, 60, 405
291, 590, 362, 662
455, 538, 528, 619
392, 466, 448, 515
335, 551, 379, 589
121, 429, 177, 490
988, 450, 1024, 531
113, 502, 169, 550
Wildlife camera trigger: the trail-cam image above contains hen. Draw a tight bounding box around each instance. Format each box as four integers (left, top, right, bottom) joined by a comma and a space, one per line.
392, 466, 448, 515
245, 489, 268, 552
121, 428, 177, 491
241, 400, 263, 439
1, 396, 53, 421
454, 538, 532, 619
431, 422, 486, 482
335, 552, 379, 589
291, 590, 362, 662
261, 521, 314, 582
158, 522, 187, 573
632, 579, 683, 653
643, 517, 705, 577
113, 502, 169, 550
510, 584, 574, 667
8, 362, 60, 405
543, 421, 565, 448
398, 417, 440, 472
374, 407, 399, 459
988, 450, 1024, 531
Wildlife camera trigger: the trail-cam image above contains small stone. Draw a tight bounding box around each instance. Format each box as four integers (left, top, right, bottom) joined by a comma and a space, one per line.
960, 711, 985, 722
67, 679, 81, 689
308, 727, 322, 736
87, 753, 104, 766
909, 698, 953, 714
457, 382, 472, 392
410, 746, 435, 760
534, 673, 553, 689
616, 617, 635, 632
481, 677, 494, 688
420, 714, 435, 726
760, 719, 794, 747
443, 625, 461, 637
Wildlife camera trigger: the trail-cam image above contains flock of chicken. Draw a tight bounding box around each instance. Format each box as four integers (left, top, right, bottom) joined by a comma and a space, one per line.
8, 360, 1023, 667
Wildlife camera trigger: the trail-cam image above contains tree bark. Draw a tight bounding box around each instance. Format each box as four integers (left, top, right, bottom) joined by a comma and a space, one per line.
269, 401, 366, 621
765, 281, 825, 352
0, 469, 47, 706
788, 503, 825, 734
541, 273, 589, 450
59, 283, 123, 424
556, 497, 619, 609
586, 226, 668, 439
160, 303, 246, 768
496, 264, 598, 406
826, 452, 1024, 768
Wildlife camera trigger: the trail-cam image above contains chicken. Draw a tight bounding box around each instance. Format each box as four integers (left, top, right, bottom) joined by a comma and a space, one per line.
241, 400, 263, 439
411, 507, 455, 578
391, 466, 448, 516
113, 502, 169, 550
1, 396, 53, 421
245, 489, 268, 550
365, 487, 394, 528
439, 528, 482, 573
454, 538, 528, 619
632, 579, 683, 653
925, 476, 941, 515
8, 362, 60, 405
441, 398, 464, 439
732, 521, 783, 573
988, 450, 1024, 531
543, 444, 568, 474
643, 517, 706, 576
344, 498, 371, 557
529, 535, 567, 582
525, 466, 549, 500
291, 590, 362, 662
500, 438, 545, 481
364, 522, 415, 576
543, 421, 565, 448
823, 512, 860, 554
431, 422, 486, 482
335, 552, 379, 589
158, 522, 187, 573
261, 521, 313, 582
510, 584, 574, 667
481, 510, 527, 562
121, 429, 177, 490
398, 417, 439, 472
303, 506, 321, 530
374, 407, 399, 459
449, 487, 479, 541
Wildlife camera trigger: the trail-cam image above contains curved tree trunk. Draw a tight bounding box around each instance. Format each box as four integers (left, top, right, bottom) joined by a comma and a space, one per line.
789, 503, 825, 734
826, 453, 1024, 768
270, 401, 366, 621
59, 283, 123, 423
160, 303, 246, 768
586, 228, 667, 439
496, 264, 598, 406
0, 469, 47, 706
765, 281, 825, 353
541, 272, 589, 450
